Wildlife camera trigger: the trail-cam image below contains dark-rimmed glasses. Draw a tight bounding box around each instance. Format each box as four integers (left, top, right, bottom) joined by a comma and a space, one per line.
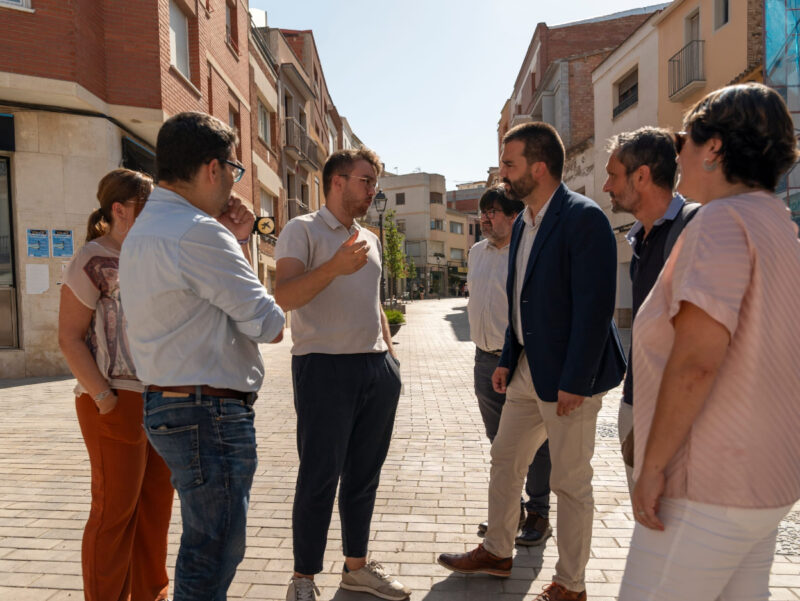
674, 131, 688, 155
338, 174, 378, 190
480, 208, 500, 219
224, 159, 246, 183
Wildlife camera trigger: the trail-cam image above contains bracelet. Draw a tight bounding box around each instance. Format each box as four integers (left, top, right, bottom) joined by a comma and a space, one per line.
94, 389, 112, 402
237, 235, 251, 245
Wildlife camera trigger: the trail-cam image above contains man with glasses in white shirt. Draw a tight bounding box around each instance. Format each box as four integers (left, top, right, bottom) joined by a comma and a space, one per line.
275, 149, 409, 601
468, 186, 553, 548
120, 112, 285, 601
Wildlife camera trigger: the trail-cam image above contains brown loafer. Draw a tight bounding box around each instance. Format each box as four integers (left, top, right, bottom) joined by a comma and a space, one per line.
534, 582, 587, 601
437, 543, 512, 577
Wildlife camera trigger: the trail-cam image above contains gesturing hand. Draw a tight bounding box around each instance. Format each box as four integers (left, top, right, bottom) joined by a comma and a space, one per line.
492, 367, 510, 393
329, 232, 369, 276
217, 195, 255, 242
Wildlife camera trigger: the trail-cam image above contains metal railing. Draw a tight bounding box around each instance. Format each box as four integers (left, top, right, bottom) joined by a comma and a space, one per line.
287, 198, 309, 220
613, 87, 638, 118
669, 39, 705, 98
285, 118, 321, 169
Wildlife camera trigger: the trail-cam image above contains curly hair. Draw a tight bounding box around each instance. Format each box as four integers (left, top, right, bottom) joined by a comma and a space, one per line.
682, 83, 799, 191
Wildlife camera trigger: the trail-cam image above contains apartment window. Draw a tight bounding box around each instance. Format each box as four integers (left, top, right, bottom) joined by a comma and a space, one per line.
314, 177, 320, 209
260, 189, 275, 216
714, 0, 729, 30
169, 1, 191, 79
686, 10, 700, 42
406, 241, 421, 257
228, 106, 240, 158
1, 0, 32, 7
450, 248, 464, 261
430, 192, 443, 204
613, 69, 638, 118
395, 192, 405, 205
257, 101, 271, 145
225, 0, 239, 53
449, 221, 463, 234
430, 219, 444, 231
396, 219, 406, 233
469, 223, 474, 235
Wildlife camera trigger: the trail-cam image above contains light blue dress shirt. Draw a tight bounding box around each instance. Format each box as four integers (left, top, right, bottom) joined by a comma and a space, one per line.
119, 186, 285, 392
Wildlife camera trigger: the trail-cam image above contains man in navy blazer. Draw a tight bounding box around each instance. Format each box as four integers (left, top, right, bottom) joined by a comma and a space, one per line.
439, 122, 625, 601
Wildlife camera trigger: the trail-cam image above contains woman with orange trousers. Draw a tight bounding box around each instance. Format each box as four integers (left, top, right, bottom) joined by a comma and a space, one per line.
59, 168, 174, 601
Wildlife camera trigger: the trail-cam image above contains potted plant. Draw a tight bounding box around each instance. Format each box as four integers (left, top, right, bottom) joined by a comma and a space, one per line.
384, 308, 405, 337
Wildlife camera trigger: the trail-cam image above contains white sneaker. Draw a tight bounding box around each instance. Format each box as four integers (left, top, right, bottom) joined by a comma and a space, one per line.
286, 577, 320, 601
340, 560, 411, 600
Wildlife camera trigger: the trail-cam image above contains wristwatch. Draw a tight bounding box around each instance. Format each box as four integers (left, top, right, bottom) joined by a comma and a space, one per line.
94, 389, 112, 402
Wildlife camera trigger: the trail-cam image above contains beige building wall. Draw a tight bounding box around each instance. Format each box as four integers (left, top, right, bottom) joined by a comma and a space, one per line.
0, 111, 122, 377
592, 14, 661, 334
656, 0, 749, 130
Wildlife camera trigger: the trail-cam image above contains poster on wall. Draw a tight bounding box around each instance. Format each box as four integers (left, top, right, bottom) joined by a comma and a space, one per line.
26, 229, 49, 258
52, 229, 74, 258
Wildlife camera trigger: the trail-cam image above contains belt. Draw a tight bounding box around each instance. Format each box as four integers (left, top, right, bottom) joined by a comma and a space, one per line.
479, 348, 503, 357
148, 385, 257, 405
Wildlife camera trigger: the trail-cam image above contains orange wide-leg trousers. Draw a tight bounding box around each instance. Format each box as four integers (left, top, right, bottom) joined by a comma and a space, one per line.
76, 390, 174, 601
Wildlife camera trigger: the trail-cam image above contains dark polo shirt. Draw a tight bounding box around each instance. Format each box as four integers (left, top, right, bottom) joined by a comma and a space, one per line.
622, 194, 688, 406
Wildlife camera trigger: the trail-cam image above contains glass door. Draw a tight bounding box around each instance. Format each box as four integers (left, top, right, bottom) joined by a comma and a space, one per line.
0, 157, 17, 348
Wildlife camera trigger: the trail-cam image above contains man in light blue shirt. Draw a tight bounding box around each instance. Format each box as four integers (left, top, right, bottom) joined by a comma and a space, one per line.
120, 112, 285, 601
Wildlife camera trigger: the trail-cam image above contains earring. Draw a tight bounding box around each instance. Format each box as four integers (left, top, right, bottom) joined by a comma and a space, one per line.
702, 158, 718, 172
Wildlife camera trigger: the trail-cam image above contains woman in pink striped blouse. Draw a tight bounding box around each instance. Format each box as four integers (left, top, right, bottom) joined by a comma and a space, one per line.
620, 83, 800, 600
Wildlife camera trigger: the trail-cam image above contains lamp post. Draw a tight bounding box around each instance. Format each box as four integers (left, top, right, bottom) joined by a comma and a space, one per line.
373, 189, 388, 303
433, 252, 445, 299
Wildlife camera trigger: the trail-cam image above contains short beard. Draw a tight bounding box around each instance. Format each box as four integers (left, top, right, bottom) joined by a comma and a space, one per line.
504, 173, 536, 201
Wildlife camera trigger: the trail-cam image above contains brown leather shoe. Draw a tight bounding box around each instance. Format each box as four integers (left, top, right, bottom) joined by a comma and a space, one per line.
437, 544, 512, 577
534, 582, 587, 601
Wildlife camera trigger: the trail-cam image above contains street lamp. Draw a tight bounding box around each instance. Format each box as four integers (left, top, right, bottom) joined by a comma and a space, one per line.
373, 189, 388, 303
433, 252, 445, 299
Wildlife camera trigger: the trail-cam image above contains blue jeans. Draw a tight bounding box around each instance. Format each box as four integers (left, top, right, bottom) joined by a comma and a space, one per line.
143, 388, 257, 601
474, 347, 551, 517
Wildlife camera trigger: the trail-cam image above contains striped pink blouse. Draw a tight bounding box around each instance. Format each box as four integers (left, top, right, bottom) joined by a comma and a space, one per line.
632, 191, 800, 508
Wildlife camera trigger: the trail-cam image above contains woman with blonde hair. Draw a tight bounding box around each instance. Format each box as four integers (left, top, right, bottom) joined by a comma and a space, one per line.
59, 168, 173, 601
620, 83, 800, 600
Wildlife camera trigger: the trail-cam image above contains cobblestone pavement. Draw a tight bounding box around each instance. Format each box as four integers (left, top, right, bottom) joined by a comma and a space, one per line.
1, 298, 798, 600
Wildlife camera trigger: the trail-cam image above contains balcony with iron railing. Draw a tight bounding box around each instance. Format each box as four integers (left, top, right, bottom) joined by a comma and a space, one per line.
284, 118, 321, 170
669, 39, 705, 101
287, 197, 309, 220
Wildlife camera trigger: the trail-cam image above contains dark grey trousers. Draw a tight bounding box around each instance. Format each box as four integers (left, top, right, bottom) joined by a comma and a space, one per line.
291, 352, 401, 575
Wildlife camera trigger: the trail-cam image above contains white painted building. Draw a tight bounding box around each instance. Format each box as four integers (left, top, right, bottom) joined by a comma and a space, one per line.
592, 8, 665, 337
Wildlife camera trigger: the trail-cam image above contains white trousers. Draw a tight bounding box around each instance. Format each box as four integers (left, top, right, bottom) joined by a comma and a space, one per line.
619, 497, 792, 601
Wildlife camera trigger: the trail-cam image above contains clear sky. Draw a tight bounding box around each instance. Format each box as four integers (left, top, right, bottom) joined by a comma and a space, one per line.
250, 1, 665, 188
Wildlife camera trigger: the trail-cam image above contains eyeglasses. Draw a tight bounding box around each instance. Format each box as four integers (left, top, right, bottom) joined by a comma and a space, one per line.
480, 209, 501, 218
338, 174, 378, 190
674, 131, 688, 155
224, 159, 246, 183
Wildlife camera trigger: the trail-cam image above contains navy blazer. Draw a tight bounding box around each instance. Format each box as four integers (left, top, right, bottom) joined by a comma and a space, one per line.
498, 183, 626, 402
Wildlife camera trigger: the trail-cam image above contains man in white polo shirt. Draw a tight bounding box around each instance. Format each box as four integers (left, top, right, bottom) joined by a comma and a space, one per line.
275, 149, 409, 601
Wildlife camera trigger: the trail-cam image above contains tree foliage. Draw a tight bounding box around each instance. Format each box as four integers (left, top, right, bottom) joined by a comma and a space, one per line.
382, 209, 407, 298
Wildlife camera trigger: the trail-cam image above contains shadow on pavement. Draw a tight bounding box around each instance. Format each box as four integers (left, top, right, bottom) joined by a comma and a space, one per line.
443, 303, 470, 342
0, 375, 74, 389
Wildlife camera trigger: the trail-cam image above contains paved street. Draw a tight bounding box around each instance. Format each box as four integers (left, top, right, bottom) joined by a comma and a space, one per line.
0, 298, 798, 600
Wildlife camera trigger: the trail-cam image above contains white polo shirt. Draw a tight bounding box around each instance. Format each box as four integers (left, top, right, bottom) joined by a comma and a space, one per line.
275, 206, 387, 356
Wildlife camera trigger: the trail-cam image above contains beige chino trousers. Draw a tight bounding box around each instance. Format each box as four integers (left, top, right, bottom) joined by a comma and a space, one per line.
484, 351, 603, 592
